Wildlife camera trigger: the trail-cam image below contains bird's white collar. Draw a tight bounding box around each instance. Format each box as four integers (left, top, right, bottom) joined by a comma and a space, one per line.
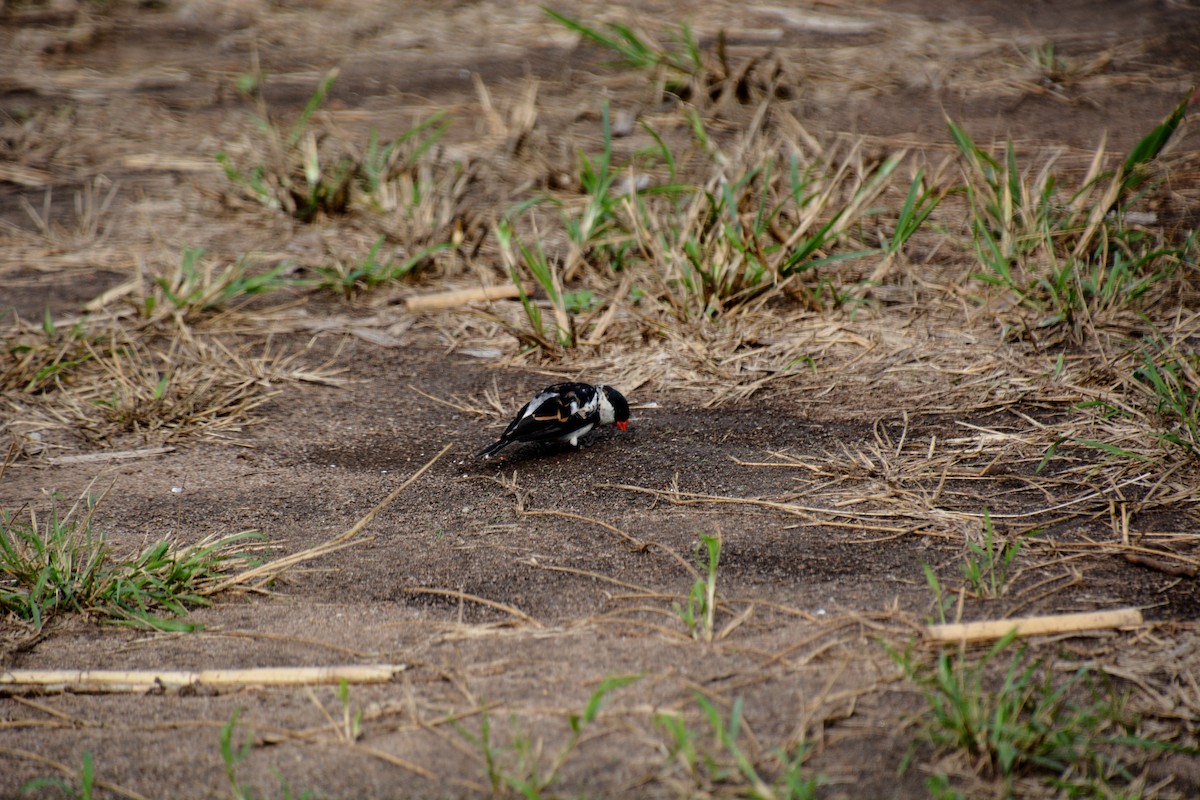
596, 387, 615, 425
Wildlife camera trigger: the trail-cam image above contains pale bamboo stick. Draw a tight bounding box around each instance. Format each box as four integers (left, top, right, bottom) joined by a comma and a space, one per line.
1, 664, 406, 692
925, 608, 1142, 644
405, 283, 532, 312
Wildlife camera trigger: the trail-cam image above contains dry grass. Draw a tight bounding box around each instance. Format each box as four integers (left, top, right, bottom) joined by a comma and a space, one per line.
2, 316, 339, 450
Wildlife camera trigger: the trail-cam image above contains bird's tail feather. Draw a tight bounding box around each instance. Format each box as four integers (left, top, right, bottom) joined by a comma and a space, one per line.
478, 438, 510, 458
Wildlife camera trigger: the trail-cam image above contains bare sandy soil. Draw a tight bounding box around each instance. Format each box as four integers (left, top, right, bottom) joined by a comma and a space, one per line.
2, 1, 1199, 798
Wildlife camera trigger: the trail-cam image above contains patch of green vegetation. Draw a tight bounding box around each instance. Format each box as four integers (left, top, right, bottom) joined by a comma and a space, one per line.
314, 235, 450, 299
1, 310, 98, 394
684, 149, 897, 312
1132, 338, 1200, 459
0, 494, 260, 630
961, 510, 1031, 599
656, 693, 820, 799
921, 562, 955, 626
544, 7, 702, 91
336, 679, 363, 743
950, 89, 1193, 336
488, 77, 940, 346
359, 112, 451, 204
481, 57, 942, 352
455, 674, 640, 798
142, 246, 294, 321
216, 70, 353, 223
217, 70, 454, 231
495, 218, 574, 351
563, 102, 638, 271
221, 708, 321, 800
890, 633, 1192, 798
621, 133, 933, 319
21, 752, 96, 800
674, 532, 720, 642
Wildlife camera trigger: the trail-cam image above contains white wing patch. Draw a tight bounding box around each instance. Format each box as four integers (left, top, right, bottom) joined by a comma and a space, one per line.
596, 389, 615, 425
523, 392, 553, 419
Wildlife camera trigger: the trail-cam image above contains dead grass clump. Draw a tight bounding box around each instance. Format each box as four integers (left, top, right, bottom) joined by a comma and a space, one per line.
14, 176, 120, 252
1, 312, 337, 449
66, 334, 283, 443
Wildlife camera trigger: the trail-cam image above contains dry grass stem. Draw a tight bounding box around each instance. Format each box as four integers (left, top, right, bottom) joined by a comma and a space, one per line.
404, 587, 542, 628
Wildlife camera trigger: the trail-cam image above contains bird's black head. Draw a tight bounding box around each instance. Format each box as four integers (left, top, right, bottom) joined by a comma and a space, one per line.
600, 385, 630, 431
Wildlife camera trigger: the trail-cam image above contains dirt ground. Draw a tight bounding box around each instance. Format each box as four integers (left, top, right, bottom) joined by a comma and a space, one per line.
2, 1, 1200, 798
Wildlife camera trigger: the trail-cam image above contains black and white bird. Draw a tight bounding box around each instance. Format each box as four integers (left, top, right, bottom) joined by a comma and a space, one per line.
479, 382, 630, 458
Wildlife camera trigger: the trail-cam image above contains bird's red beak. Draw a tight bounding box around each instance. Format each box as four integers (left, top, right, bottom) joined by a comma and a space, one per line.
616, 421, 628, 432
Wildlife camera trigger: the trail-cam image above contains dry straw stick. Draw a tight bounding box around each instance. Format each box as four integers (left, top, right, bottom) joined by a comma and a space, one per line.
404, 587, 542, 628
405, 284, 532, 312
47, 446, 174, 465
925, 608, 1143, 644
1, 665, 406, 693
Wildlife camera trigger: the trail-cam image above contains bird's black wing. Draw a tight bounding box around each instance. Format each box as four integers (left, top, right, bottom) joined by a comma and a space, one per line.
502, 384, 598, 444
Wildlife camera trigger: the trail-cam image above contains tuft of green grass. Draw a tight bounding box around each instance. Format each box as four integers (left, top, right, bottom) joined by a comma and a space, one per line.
454, 674, 640, 798
217, 70, 353, 222
656, 693, 820, 799
950, 89, 1195, 335
674, 532, 721, 642
355, 116, 470, 262
20, 752, 96, 800
622, 135, 918, 319
877, 166, 948, 265
141, 246, 294, 321
889, 633, 1192, 797
314, 235, 450, 299
359, 112, 451, 202
221, 707, 257, 800
1, 311, 98, 394
960, 510, 1031, 599
565, 102, 634, 274
1132, 338, 1200, 459
510, 101, 677, 282
220, 707, 320, 800
0, 494, 261, 631
218, 70, 458, 231
495, 218, 574, 352
921, 562, 956, 626
544, 8, 702, 79
491, 100, 936, 336
337, 678, 364, 743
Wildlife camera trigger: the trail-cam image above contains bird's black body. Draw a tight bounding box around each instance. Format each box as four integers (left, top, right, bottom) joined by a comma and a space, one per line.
479, 382, 630, 458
